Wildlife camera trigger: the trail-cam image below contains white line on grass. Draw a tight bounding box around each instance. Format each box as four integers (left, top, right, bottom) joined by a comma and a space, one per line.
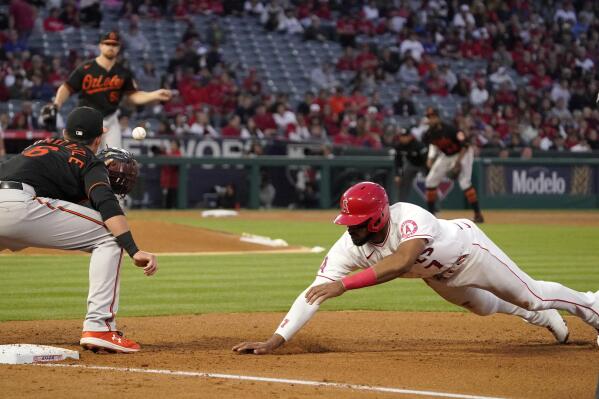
33, 363, 506, 399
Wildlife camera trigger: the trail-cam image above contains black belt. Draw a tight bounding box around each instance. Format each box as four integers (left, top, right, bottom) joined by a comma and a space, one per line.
0, 181, 23, 190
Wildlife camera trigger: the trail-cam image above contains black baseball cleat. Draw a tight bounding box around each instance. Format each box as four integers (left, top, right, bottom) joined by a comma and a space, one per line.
473, 213, 485, 223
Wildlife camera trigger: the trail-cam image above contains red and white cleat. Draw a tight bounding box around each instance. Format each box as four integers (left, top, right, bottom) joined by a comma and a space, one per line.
80, 331, 141, 353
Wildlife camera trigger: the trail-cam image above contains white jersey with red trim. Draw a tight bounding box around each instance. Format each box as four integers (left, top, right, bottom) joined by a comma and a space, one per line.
319, 202, 474, 280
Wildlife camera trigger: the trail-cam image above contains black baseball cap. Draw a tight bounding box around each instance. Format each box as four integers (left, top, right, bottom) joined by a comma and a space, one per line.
99, 31, 120, 45
66, 107, 105, 139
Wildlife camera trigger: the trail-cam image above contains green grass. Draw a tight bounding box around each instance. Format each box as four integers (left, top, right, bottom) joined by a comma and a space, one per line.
1, 218, 598, 321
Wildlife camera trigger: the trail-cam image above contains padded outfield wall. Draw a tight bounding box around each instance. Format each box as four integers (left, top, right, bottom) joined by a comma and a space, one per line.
124, 138, 599, 209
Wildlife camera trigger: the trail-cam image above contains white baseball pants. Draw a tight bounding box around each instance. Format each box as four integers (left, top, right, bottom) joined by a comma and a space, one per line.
424, 223, 599, 329
426, 146, 474, 190
100, 111, 121, 149
0, 184, 123, 332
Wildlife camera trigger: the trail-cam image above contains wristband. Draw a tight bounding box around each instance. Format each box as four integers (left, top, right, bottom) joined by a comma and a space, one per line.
115, 231, 139, 257
341, 267, 377, 290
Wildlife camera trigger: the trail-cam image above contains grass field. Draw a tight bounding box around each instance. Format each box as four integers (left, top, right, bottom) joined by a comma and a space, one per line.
1, 211, 598, 322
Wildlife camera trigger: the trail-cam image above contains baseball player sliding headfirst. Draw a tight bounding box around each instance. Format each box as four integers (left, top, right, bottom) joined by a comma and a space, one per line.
0, 106, 157, 353
42, 31, 171, 149
234, 182, 599, 354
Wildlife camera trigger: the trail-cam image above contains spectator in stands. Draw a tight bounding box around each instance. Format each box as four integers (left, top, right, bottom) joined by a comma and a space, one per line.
379, 48, 400, 76
554, 2, 577, 24
10, 0, 36, 41
425, 67, 449, 96
469, 78, 489, 107
80, 0, 102, 28
123, 15, 150, 53
253, 103, 277, 136
244, 0, 265, 16
3, 30, 27, 54
452, 4, 475, 30
398, 57, 419, 85
303, 15, 328, 42
296, 91, 314, 117
189, 110, 219, 138
489, 66, 515, 90
438, 63, 458, 91
336, 46, 356, 71
43, 7, 65, 32
278, 8, 303, 35
171, 113, 189, 136
273, 102, 297, 133
336, 13, 357, 48
8, 74, 28, 100
399, 31, 424, 62
393, 88, 416, 117
137, 61, 161, 92
241, 117, 264, 139
550, 79, 571, 105
221, 114, 242, 137
550, 98, 573, 122
11, 102, 37, 130
29, 74, 53, 101
310, 62, 338, 91
60, 0, 80, 28
206, 19, 227, 46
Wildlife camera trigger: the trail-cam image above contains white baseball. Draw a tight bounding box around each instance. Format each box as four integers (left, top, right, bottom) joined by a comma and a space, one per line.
132, 126, 147, 140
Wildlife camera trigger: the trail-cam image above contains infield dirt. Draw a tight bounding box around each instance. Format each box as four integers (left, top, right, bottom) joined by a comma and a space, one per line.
1, 210, 598, 398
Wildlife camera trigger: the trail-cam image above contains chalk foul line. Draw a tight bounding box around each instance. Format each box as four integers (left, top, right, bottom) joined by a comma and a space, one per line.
32, 363, 506, 399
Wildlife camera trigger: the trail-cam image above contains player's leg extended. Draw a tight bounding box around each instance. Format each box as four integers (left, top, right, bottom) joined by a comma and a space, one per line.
455, 224, 599, 330
425, 155, 450, 214
101, 112, 121, 149
1, 192, 124, 331
456, 148, 483, 222
424, 278, 569, 343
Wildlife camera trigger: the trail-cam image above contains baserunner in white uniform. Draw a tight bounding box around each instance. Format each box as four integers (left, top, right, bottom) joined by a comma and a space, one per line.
234, 182, 599, 354
0, 107, 158, 353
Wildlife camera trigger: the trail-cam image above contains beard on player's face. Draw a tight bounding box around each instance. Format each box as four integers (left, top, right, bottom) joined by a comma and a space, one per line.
347, 221, 374, 246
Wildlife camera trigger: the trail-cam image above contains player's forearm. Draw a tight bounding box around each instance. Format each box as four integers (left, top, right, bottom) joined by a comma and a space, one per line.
343, 239, 426, 289
54, 84, 71, 109
275, 282, 324, 342
104, 215, 131, 237
127, 90, 159, 105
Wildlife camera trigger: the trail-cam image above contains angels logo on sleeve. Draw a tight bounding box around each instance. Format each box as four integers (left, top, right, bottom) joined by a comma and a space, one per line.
400, 220, 418, 239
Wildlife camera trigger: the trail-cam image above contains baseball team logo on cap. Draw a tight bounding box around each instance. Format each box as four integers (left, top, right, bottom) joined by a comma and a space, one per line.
100, 31, 120, 44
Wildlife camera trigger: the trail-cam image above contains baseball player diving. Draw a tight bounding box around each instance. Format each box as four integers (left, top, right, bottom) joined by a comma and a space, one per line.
42, 31, 172, 149
0, 106, 157, 353
234, 182, 599, 354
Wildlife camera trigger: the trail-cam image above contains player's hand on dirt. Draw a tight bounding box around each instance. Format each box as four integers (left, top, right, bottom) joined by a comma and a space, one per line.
305, 281, 346, 305
233, 334, 285, 355
132, 250, 158, 276
155, 89, 172, 102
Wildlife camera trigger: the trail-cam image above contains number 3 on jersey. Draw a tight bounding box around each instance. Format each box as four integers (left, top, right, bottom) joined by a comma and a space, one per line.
23, 145, 59, 157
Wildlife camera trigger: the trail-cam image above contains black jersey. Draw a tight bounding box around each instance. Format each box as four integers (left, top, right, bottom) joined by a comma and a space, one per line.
66, 59, 138, 117
394, 136, 428, 170
422, 122, 466, 156
0, 137, 110, 204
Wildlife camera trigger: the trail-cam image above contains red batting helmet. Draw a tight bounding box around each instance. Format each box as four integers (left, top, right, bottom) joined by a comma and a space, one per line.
334, 182, 390, 232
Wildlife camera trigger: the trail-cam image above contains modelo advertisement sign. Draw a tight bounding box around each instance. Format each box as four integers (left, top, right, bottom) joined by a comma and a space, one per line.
485, 164, 595, 197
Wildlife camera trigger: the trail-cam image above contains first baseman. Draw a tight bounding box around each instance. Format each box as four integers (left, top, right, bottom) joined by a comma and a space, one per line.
0, 106, 158, 353
47, 31, 171, 149
234, 182, 599, 354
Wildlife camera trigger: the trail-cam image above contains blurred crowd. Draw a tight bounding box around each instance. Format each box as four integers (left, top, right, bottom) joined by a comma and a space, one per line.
0, 0, 599, 157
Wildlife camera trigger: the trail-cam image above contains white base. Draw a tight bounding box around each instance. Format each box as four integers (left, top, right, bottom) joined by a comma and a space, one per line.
0, 344, 79, 364
240, 233, 288, 247
201, 210, 238, 218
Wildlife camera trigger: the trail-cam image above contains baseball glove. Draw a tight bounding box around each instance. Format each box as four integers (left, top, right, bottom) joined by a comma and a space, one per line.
40, 103, 57, 131
447, 165, 461, 180
97, 147, 139, 195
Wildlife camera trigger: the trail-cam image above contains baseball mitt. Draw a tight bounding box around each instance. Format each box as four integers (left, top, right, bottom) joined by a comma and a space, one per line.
447, 165, 461, 180
97, 147, 139, 195
40, 103, 57, 131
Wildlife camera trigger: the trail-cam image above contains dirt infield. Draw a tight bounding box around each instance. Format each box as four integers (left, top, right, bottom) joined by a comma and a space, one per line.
1, 313, 598, 399
1, 209, 598, 398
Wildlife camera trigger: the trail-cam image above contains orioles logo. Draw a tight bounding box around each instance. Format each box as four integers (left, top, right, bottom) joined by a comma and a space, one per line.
108, 32, 117, 40
341, 199, 349, 214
